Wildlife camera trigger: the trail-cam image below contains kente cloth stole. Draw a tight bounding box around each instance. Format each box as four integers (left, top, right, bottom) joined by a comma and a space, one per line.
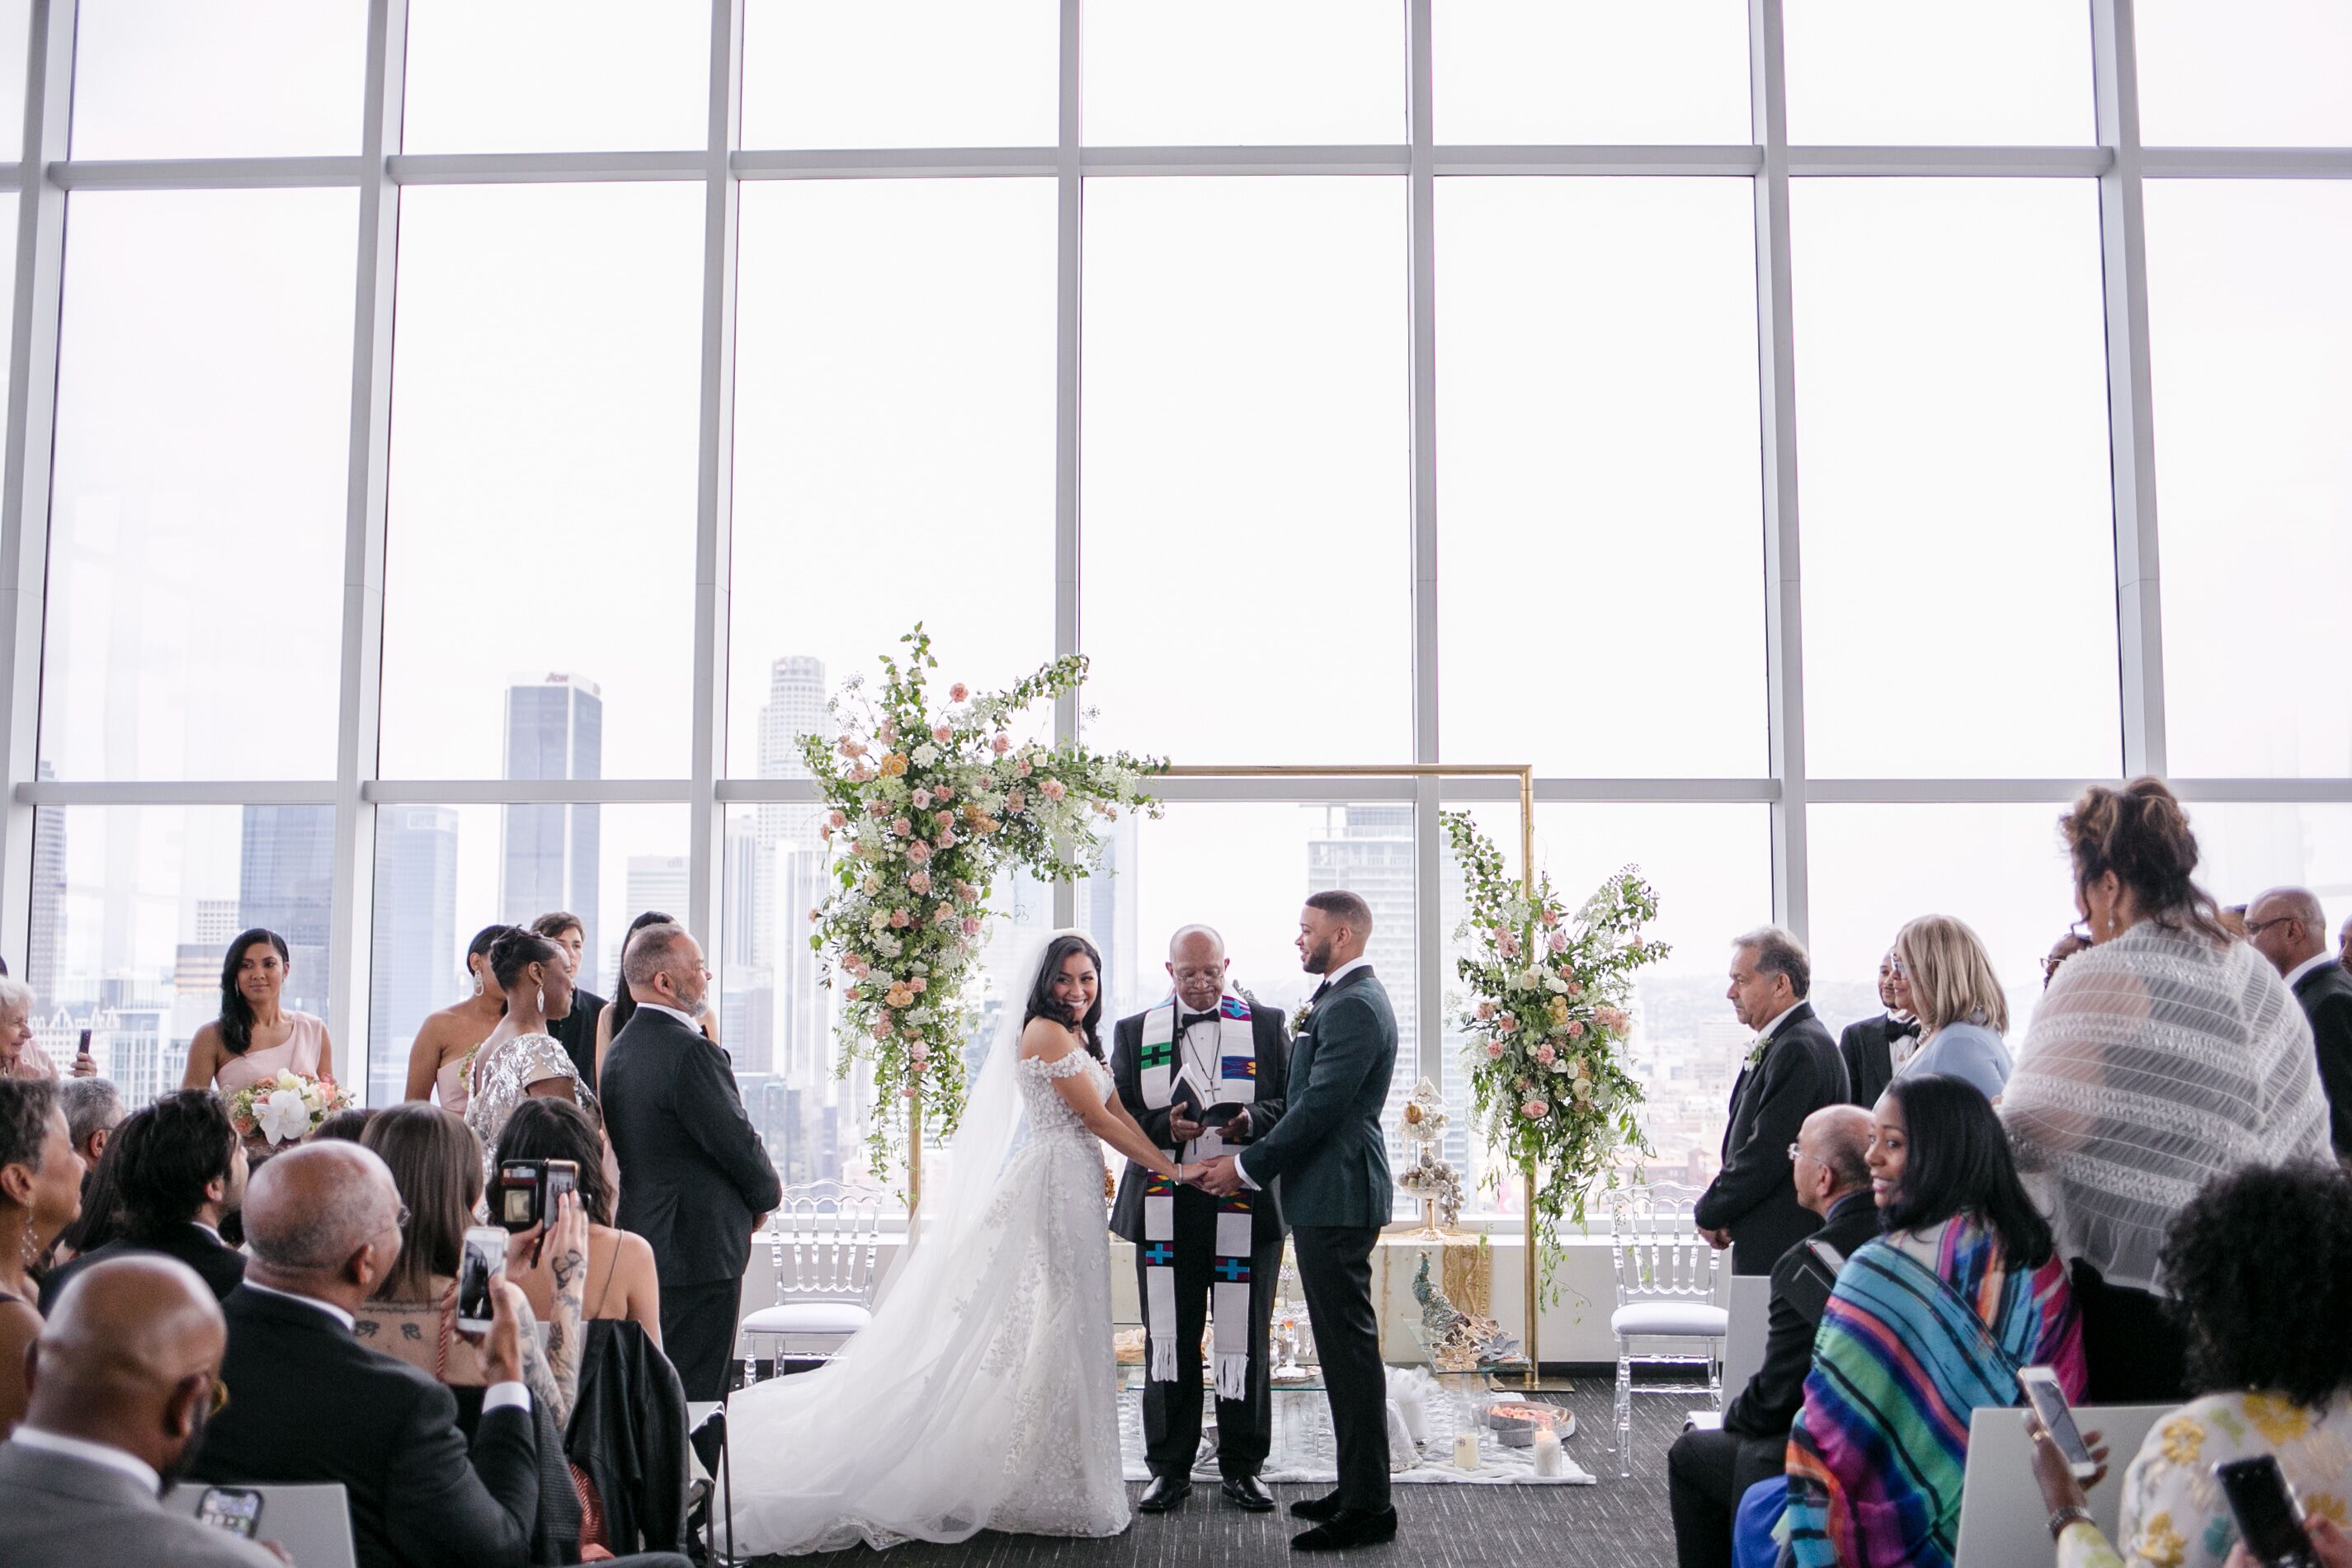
1139, 991, 1257, 1399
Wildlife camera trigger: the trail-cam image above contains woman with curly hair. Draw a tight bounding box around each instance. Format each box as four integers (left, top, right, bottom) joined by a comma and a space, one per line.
2034, 1162, 2352, 1568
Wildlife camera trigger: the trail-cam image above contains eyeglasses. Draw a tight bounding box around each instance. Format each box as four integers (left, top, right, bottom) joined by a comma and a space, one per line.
210, 1376, 230, 1416
1786, 1142, 1806, 1162
394, 1203, 411, 1231
2243, 916, 2300, 938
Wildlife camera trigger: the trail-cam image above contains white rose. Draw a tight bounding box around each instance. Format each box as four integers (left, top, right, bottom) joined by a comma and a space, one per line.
912, 742, 940, 766
256, 1088, 313, 1146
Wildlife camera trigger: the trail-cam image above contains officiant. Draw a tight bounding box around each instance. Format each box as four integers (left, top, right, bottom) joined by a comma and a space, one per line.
1110, 924, 1290, 1515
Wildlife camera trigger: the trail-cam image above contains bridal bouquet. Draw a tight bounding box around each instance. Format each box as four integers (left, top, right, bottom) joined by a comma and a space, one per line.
802, 624, 1162, 1177
223, 1069, 354, 1147
1444, 811, 1667, 1292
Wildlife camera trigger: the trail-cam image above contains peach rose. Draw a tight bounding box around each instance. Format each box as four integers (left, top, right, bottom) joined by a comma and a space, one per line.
879, 753, 909, 778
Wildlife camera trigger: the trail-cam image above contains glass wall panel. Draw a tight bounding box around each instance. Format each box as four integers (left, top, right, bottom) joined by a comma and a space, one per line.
1433, 0, 1749, 144
1082, 0, 1402, 145
1078, 177, 1409, 761
1437, 177, 1764, 776
43, 189, 355, 781
727, 180, 1058, 779
1790, 180, 2119, 779
2191, 803, 2352, 945
0, 0, 30, 162
742, 0, 1058, 149
379, 183, 704, 781
1782, 0, 2092, 145
26, 804, 337, 1107
68, 0, 365, 158
2138, 0, 2352, 147
365, 801, 687, 1106
402, 0, 709, 153
2147, 183, 2352, 778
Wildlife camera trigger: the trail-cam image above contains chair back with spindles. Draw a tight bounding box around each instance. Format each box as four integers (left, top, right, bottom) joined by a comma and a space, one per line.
1607, 1182, 1718, 1308
766, 1180, 885, 1307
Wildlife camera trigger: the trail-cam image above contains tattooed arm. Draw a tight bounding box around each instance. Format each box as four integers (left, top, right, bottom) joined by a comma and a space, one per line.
517, 1194, 588, 1425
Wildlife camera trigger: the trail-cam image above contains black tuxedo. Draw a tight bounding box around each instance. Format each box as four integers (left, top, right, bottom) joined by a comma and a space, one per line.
602, 1006, 783, 1400
191, 1285, 540, 1568
1836, 1013, 1916, 1111
1694, 1002, 1849, 1275
1108, 998, 1289, 1480
2293, 959, 2352, 1157
40, 1220, 245, 1313
1668, 1189, 1882, 1568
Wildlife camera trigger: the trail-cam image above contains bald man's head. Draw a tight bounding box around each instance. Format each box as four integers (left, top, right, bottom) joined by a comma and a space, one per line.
1795, 1104, 1873, 1214
1166, 925, 1231, 1012
28, 1255, 225, 1478
2248, 886, 2329, 977
243, 1140, 403, 1306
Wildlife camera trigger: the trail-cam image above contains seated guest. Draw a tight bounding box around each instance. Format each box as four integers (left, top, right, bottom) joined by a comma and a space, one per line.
1837, 952, 1916, 1109
315, 1105, 381, 1143
1669, 1104, 1878, 1568
466, 928, 595, 1197
2006, 779, 2331, 1402
403, 924, 511, 1115
1887, 915, 2013, 1102
58, 1079, 122, 1177
1776, 1074, 2083, 1568
40, 1091, 248, 1311
495, 1097, 661, 1344
2038, 1162, 2352, 1568
531, 912, 607, 1095
0, 977, 59, 1080
2245, 886, 2352, 1157
46, 1118, 129, 1268
0, 1256, 282, 1567
186, 1140, 546, 1568
0, 1080, 82, 1433
358, 1103, 587, 1427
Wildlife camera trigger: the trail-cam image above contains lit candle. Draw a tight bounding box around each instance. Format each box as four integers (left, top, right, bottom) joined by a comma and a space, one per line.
1532, 1424, 1564, 1478
1453, 1431, 1481, 1471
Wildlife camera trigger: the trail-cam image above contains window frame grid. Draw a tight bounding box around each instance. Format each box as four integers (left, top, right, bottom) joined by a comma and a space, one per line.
0, 0, 2345, 1161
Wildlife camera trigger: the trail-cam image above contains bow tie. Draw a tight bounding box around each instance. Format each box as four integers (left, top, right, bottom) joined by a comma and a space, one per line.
1181, 1010, 1221, 1029
1888, 1015, 1921, 1039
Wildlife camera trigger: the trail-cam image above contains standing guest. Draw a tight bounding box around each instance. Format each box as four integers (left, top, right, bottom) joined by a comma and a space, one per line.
495, 1097, 662, 1344
2004, 779, 2331, 1402
2245, 886, 2352, 1157
1779, 1075, 2084, 1568
595, 911, 719, 1082
1695, 927, 1849, 1275
465, 927, 595, 1196
0, 978, 65, 1080
2042, 925, 2092, 990
601, 923, 780, 1403
1887, 915, 2013, 1102
1669, 1104, 1878, 1568
57, 1078, 122, 1177
0, 1256, 284, 1568
532, 912, 607, 1096
0, 1080, 81, 1432
40, 1091, 247, 1310
402, 924, 512, 1115
1837, 953, 1917, 1109
181, 929, 337, 1097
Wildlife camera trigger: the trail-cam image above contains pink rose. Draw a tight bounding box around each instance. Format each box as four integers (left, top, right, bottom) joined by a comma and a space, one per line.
849, 762, 874, 782
1016, 758, 1032, 776
1521, 1099, 1548, 1120
818, 823, 833, 841
892, 817, 912, 836
911, 789, 931, 809
1497, 1012, 1517, 1033
949, 684, 969, 702
1567, 1019, 1586, 1038
936, 903, 958, 925
1535, 1044, 1556, 1065
992, 733, 1011, 755
962, 916, 983, 938
912, 1041, 931, 1062
1546, 930, 1569, 954
932, 725, 952, 745
1040, 778, 1067, 802
932, 784, 953, 803
1565, 979, 1584, 998
879, 720, 898, 744
936, 828, 957, 849
1475, 1001, 1495, 1021
907, 841, 933, 864
1485, 1041, 1505, 1059
1005, 790, 1026, 813
910, 977, 927, 993
902, 1085, 917, 1098
956, 881, 978, 902
936, 811, 955, 831
888, 909, 912, 929
871, 1020, 892, 1041
867, 798, 889, 817
1539, 907, 1559, 928
907, 869, 931, 894
827, 810, 848, 828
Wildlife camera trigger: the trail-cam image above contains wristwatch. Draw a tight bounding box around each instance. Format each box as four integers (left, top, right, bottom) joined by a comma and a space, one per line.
2048, 1504, 2094, 1542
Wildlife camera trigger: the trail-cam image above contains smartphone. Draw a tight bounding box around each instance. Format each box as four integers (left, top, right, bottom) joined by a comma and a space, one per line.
2020, 1365, 2100, 1482
2216, 1455, 2320, 1568
495, 1157, 580, 1232
456, 1225, 507, 1334
76, 1028, 91, 1052
196, 1486, 263, 1538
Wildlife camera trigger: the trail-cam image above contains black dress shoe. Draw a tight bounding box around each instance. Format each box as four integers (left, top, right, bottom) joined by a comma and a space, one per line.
1222, 1473, 1276, 1511
1289, 1490, 1344, 1521
1291, 1506, 1398, 1552
1138, 1476, 1193, 1514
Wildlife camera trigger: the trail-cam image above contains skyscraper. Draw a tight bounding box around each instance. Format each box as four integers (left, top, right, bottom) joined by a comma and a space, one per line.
500, 674, 602, 991
757, 656, 828, 860
238, 804, 336, 1020
625, 855, 691, 926
25, 763, 62, 1005
1306, 804, 1417, 1217
370, 806, 460, 1107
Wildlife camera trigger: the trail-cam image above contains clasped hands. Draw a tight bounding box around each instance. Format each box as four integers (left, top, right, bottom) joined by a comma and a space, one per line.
1173, 1156, 1247, 1196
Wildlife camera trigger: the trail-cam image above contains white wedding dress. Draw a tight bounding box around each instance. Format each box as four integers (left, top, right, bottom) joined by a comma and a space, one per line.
717, 939, 1131, 1556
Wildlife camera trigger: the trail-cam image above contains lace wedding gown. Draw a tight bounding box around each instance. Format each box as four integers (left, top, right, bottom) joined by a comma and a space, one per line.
717, 1046, 1131, 1556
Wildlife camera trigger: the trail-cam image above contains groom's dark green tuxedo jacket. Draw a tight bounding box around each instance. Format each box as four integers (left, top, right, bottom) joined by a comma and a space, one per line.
1237, 965, 1397, 1230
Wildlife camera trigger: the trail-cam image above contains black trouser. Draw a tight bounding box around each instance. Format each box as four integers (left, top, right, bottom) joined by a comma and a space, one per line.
1137, 1189, 1283, 1481
2071, 1259, 2189, 1404
1667, 1426, 1785, 1568
1291, 1223, 1389, 1513
663, 1277, 744, 1403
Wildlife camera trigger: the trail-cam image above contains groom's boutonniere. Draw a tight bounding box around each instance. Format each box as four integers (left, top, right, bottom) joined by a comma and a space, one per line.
1288, 996, 1317, 1042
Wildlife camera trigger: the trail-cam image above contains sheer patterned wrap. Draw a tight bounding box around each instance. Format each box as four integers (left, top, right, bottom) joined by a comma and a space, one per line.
2001, 923, 2331, 1294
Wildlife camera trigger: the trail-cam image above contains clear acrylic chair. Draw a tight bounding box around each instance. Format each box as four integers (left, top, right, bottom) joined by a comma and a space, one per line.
738, 1180, 885, 1385
1606, 1181, 1728, 1478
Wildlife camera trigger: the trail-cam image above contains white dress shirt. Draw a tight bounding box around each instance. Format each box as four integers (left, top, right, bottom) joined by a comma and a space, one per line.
243, 1279, 528, 1413
633, 1001, 707, 1034
9, 1425, 160, 1494
1754, 1000, 1803, 1045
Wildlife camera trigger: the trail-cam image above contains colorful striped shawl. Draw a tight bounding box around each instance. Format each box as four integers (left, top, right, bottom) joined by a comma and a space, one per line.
1784, 1212, 2086, 1568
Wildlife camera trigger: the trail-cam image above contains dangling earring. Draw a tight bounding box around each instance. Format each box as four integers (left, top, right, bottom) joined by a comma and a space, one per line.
473, 972, 483, 998
536, 986, 545, 1016
19, 1217, 38, 1270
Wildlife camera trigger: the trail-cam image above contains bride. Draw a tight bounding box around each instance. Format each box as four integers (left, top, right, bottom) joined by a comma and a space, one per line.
718, 930, 1200, 1555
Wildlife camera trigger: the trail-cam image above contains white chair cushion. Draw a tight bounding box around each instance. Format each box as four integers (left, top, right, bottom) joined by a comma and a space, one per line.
742, 1302, 874, 1336
1610, 1301, 1730, 1338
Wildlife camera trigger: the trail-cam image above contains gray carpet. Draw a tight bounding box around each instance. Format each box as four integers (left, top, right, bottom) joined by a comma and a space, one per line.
761, 1377, 1694, 1567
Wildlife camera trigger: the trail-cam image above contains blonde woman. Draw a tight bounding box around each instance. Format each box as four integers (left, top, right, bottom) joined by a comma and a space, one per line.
1888, 914, 2014, 1102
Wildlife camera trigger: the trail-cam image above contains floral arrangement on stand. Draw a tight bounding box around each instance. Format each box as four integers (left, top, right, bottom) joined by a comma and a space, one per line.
1443, 809, 1668, 1299
224, 1070, 354, 1147
802, 625, 1162, 1180
1394, 1077, 1465, 1231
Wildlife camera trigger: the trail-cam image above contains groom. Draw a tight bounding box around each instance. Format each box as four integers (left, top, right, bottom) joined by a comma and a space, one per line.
1109, 925, 1291, 1515
1197, 890, 1398, 1552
